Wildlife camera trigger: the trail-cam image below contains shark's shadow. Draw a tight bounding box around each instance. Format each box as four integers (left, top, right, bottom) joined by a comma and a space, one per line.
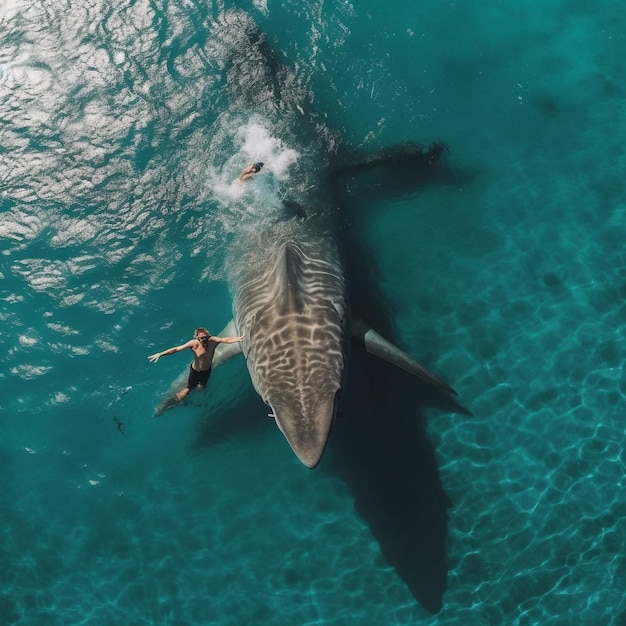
187, 363, 267, 451
326, 167, 467, 613
187, 147, 468, 612
329, 362, 452, 613
330, 141, 473, 206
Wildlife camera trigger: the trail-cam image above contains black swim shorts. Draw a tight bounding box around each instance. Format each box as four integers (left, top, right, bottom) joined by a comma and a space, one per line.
186, 365, 212, 390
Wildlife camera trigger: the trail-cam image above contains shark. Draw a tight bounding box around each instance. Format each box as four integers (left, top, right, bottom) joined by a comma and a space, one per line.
200, 11, 457, 469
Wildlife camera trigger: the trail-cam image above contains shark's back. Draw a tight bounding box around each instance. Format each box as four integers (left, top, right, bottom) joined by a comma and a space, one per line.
232, 221, 348, 468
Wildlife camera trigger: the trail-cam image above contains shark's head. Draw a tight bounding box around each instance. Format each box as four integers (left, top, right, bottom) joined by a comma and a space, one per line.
233, 235, 349, 469
267, 377, 342, 470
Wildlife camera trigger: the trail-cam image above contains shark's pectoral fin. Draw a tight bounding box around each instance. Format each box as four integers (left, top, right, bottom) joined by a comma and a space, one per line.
351, 317, 458, 396
331, 142, 446, 177
212, 319, 244, 368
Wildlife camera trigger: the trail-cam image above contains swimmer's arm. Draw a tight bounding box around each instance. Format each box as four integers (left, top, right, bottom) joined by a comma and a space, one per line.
238, 172, 254, 183
148, 340, 196, 363
211, 335, 245, 344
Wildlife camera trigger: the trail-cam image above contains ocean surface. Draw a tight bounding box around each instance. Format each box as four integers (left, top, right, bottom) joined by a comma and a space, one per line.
1, 0, 625, 624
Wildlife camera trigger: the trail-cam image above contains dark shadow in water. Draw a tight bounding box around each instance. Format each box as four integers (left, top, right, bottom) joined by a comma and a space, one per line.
328, 362, 453, 613
330, 141, 476, 204
325, 158, 470, 613
190, 393, 266, 451
187, 371, 268, 452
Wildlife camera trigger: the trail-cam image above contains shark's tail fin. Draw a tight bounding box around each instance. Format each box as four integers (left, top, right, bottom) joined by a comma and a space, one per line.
208, 10, 295, 113
351, 317, 458, 395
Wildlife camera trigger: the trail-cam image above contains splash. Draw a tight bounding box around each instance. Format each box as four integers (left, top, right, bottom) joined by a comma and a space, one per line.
201, 116, 301, 230
237, 121, 300, 180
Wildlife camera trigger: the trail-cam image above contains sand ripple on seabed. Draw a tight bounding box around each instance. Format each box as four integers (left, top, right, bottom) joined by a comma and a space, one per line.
1, 442, 415, 625
379, 145, 626, 623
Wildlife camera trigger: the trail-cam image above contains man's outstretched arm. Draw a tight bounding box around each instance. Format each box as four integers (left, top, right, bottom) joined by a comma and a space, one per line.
148, 340, 195, 363
211, 335, 245, 344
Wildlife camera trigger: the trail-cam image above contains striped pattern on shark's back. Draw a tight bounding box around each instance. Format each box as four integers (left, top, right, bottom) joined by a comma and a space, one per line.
233, 232, 348, 408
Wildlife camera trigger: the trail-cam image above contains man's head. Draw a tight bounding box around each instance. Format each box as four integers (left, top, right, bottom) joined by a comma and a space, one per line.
195, 328, 211, 344
252, 162, 264, 173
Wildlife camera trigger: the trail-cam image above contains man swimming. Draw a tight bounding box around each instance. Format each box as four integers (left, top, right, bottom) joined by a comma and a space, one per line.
149, 327, 244, 414
238, 161, 264, 182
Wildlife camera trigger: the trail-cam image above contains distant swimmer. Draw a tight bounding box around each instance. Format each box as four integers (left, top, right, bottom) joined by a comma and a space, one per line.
149, 327, 244, 414
238, 161, 264, 183
113, 416, 124, 434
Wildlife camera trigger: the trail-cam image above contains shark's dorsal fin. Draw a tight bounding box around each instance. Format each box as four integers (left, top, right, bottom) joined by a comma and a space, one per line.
274, 242, 307, 313
212, 320, 244, 368
351, 317, 458, 395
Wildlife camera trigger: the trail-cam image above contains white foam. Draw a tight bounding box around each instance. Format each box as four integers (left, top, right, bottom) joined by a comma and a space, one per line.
52, 392, 69, 404
18, 335, 37, 347
252, 0, 269, 15
237, 121, 300, 180
200, 117, 301, 235
10, 365, 53, 379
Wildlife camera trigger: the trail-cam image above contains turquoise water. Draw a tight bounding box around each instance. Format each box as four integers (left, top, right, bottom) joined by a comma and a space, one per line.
1, 0, 625, 624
